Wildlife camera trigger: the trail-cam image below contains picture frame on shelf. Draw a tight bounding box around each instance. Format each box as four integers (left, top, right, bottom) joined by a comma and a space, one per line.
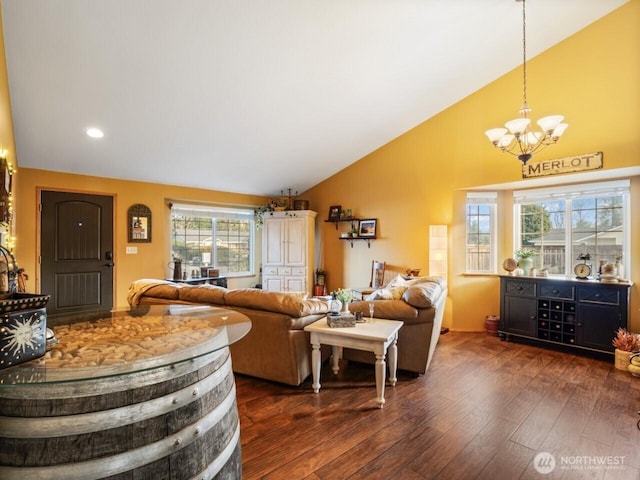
328, 205, 342, 221
358, 219, 377, 237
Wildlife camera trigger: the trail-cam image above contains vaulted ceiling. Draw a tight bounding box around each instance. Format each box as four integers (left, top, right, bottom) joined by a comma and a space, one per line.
1, 0, 628, 196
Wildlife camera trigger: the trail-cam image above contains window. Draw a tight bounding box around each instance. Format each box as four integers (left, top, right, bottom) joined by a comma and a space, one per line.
514, 180, 629, 276
466, 192, 497, 273
170, 204, 255, 277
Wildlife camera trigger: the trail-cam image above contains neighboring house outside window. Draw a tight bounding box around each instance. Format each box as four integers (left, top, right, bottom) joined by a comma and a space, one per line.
514, 180, 629, 276
466, 192, 497, 273
170, 204, 255, 278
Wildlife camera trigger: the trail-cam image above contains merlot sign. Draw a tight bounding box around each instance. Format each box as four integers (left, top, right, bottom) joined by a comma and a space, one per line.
522, 152, 603, 178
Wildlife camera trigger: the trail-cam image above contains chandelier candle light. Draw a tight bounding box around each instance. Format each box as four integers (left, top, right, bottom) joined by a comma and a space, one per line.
485, 0, 568, 164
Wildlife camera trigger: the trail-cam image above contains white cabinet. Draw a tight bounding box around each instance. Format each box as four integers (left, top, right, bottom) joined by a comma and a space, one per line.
262, 210, 316, 294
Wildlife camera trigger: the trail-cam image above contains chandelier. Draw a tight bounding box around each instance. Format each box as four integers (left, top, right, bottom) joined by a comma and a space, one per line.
485, 0, 568, 164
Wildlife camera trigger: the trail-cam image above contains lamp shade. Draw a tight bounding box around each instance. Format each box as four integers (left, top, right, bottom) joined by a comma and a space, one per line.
551, 123, 568, 138
485, 128, 508, 143
536, 115, 564, 133
505, 118, 530, 135
498, 134, 514, 148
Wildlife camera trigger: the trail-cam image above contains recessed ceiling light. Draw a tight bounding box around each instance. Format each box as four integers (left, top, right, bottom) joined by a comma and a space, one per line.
86, 127, 104, 138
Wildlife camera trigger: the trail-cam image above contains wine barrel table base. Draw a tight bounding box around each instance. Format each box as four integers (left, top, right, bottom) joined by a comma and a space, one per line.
0, 348, 242, 480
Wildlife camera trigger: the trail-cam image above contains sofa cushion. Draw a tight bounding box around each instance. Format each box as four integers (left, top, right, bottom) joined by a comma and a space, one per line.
402, 282, 443, 308
178, 283, 227, 305
223, 288, 328, 317
366, 286, 407, 301
387, 274, 446, 288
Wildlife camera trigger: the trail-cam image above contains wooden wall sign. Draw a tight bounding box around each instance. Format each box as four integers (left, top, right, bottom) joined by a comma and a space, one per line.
522, 152, 603, 178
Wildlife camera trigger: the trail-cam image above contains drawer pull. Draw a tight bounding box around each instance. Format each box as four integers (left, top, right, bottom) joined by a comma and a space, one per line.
552, 289, 559, 294
516, 285, 523, 291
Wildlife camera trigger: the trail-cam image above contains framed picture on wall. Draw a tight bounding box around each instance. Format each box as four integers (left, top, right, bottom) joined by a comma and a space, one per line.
128, 204, 152, 243
328, 205, 342, 221
358, 219, 377, 237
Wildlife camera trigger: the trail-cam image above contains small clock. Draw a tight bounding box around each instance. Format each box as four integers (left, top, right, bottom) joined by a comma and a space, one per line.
574, 263, 591, 279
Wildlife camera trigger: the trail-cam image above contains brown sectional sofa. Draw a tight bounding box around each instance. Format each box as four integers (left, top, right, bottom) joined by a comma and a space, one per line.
128, 280, 329, 386
127, 275, 447, 385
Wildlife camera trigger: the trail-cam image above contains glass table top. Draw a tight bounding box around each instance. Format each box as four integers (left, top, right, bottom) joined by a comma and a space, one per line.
0, 304, 251, 386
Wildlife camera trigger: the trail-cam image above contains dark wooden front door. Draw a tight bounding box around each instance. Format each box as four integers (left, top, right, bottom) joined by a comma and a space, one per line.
40, 191, 114, 316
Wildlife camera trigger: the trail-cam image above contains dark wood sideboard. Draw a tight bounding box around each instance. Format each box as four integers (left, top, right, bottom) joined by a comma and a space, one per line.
499, 275, 631, 354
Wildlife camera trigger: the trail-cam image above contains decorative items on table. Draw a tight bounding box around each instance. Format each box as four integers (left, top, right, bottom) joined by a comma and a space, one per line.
405, 268, 421, 277
502, 257, 518, 276
611, 327, 640, 371
328, 292, 342, 315
574, 252, 592, 280
327, 290, 356, 327
629, 353, 640, 377
514, 248, 536, 275
334, 288, 354, 313
326, 312, 356, 328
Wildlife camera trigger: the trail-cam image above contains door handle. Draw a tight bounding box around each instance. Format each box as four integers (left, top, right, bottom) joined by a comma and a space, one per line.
105, 262, 115, 267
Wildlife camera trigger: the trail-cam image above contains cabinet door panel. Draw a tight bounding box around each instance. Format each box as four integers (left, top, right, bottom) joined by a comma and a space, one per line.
285, 276, 306, 293
263, 276, 284, 292
263, 219, 284, 265
503, 296, 537, 337
285, 217, 307, 266
577, 303, 622, 352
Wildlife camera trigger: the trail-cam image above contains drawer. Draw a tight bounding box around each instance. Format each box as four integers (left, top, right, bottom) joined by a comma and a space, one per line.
578, 286, 620, 305
291, 267, 306, 276
278, 267, 292, 275
263, 266, 279, 275
539, 283, 574, 300
504, 280, 536, 297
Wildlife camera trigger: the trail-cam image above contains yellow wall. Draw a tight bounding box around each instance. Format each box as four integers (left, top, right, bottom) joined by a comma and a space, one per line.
13, 169, 268, 307
304, 0, 640, 332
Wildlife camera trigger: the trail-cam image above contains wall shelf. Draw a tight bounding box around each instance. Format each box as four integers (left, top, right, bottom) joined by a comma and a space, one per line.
324, 218, 359, 230
339, 236, 375, 248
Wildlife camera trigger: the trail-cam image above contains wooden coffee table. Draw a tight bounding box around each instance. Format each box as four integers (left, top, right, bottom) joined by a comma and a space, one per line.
304, 317, 403, 408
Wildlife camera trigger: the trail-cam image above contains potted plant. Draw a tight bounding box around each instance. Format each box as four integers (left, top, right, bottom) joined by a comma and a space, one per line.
612, 328, 640, 371
254, 199, 289, 228
333, 288, 355, 313
515, 248, 536, 274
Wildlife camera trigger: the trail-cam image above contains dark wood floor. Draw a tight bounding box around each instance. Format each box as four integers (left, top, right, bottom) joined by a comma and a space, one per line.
235, 332, 640, 480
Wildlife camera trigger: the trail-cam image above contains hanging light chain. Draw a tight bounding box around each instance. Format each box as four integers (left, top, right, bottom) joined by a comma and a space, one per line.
484, 0, 568, 165
521, 0, 528, 110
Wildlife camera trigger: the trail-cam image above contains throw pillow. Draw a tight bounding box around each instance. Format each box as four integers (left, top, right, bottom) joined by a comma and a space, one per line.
402, 282, 443, 308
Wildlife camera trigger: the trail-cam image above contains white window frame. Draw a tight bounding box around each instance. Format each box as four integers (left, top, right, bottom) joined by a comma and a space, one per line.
465, 192, 498, 274
170, 203, 255, 277
513, 180, 630, 277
